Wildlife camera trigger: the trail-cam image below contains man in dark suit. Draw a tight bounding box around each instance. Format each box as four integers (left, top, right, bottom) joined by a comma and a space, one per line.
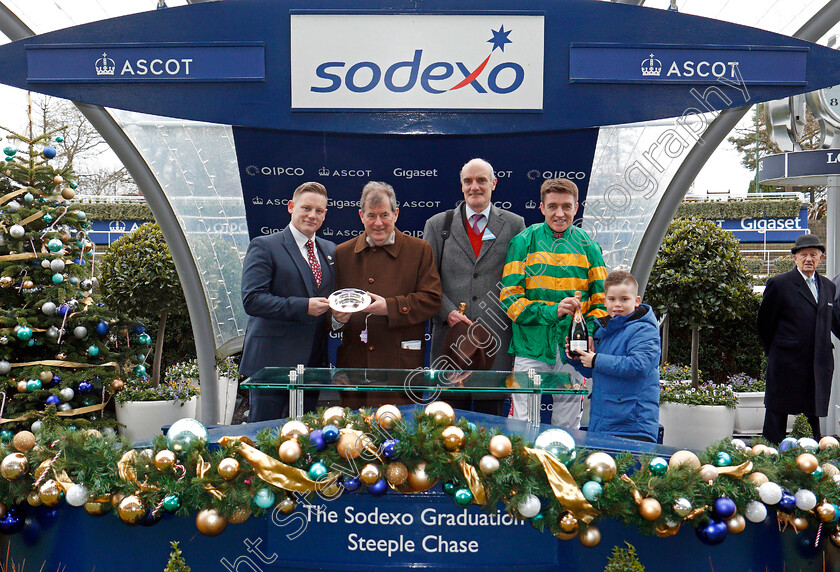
757, 233, 840, 442
423, 158, 525, 414
239, 181, 335, 422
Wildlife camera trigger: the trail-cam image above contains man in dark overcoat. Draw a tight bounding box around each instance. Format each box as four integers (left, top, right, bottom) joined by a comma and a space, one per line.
333, 181, 442, 407
757, 233, 840, 442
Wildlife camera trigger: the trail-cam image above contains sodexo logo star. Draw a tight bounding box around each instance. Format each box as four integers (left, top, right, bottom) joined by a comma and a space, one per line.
291, 14, 544, 111
312, 26, 521, 96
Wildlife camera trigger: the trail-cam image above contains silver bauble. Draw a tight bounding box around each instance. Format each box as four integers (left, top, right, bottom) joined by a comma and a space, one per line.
57, 403, 72, 412
41, 302, 56, 316
65, 484, 90, 507
0, 361, 10, 375
673, 497, 692, 517
50, 259, 65, 273
31, 420, 42, 432
41, 259, 51, 269
9, 224, 24, 239
6, 200, 20, 213
80, 279, 93, 292
0, 336, 8, 345
73, 326, 88, 339
59, 387, 74, 401
46, 326, 60, 340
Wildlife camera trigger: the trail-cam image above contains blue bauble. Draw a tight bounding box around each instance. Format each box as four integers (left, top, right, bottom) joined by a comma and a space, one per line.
367, 479, 388, 496
696, 519, 727, 545
382, 438, 399, 460
308, 462, 329, 481
778, 491, 796, 513
56, 304, 70, 317
133, 323, 146, 335
253, 488, 275, 509
309, 429, 326, 452
0, 506, 25, 534
712, 497, 737, 520
343, 476, 361, 493
713, 452, 732, 467
779, 437, 798, 453
45, 395, 60, 406
42, 146, 56, 159
322, 424, 340, 443
95, 321, 110, 336
582, 481, 603, 502
140, 508, 162, 527
77, 381, 93, 394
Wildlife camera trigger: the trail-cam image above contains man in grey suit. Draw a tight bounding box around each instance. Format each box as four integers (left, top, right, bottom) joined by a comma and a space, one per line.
423, 158, 525, 414
240, 181, 335, 422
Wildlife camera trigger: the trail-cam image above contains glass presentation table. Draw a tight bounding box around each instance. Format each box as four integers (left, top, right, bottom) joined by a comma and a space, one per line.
242, 366, 588, 428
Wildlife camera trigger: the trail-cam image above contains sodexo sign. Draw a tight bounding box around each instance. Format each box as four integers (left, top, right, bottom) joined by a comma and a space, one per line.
291, 14, 543, 110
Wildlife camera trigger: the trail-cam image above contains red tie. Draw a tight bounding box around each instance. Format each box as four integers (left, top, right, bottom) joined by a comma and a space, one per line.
306, 239, 322, 287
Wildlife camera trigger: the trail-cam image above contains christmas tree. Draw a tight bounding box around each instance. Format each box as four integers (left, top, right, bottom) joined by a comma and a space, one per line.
0, 112, 143, 434
164, 541, 191, 572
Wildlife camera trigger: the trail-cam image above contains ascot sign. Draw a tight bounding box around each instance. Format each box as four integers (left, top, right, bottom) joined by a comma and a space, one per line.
290, 14, 544, 110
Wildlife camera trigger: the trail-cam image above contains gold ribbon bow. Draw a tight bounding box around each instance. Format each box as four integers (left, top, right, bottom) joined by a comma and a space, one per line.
196, 455, 225, 500
117, 450, 158, 492
525, 447, 598, 524
458, 461, 487, 505
716, 460, 753, 479
219, 436, 318, 494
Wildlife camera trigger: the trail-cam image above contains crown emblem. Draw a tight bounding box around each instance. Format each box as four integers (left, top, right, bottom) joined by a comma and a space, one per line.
108, 220, 127, 232
95, 53, 116, 76
322, 227, 334, 236
525, 200, 537, 209
319, 167, 330, 177
252, 196, 264, 205
641, 53, 662, 77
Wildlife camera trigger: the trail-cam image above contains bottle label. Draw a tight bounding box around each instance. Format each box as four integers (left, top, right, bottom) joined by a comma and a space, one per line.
570, 339, 588, 353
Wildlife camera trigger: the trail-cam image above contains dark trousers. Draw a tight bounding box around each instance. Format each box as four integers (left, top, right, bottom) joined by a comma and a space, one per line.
248, 389, 318, 423
762, 410, 821, 443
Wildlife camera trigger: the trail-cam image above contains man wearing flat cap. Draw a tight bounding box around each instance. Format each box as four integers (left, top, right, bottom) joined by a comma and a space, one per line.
757, 233, 840, 442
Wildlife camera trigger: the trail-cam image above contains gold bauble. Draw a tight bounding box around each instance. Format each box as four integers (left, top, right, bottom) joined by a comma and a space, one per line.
406, 462, 438, 492
84, 497, 112, 517
279, 439, 303, 463
479, 454, 500, 475
0, 503, 6, 519
488, 435, 512, 459
578, 525, 601, 548
217, 457, 240, 480
110, 378, 125, 391
22, 280, 34, 290
441, 426, 466, 452
791, 516, 809, 532
559, 512, 579, 533
797, 453, 819, 474
196, 508, 228, 536
53, 175, 63, 185
699, 464, 718, 483
751, 444, 769, 455
424, 401, 455, 426
820, 436, 840, 450
668, 450, 701, 471
335, 433, 362, 460
585, 452, 617, 483
84, 429, 102, 440
39, 371, 53, 383
319, 478, 341, 498
360, 463, 381, 485
323, 406, 346, 425
375, 404, 402, 430
746, 472, 769, 486
386, 462, 408, 486
639, 498, 662, 521
277, 496, 296, 514
16, 381, 28, 393
1, 452, 29, 480
154, 449, 176, 471
111, 491, 125, 507
280, 420, 309, 440
227, 506, 251, 524
118, 495, 145, 525
12, 431, 35, 452
55, 352, 67, 361
822, 463, 840, 479
817, 502, 837, 523
554, 530, 578, 541
26, 490, 42, 507
831, 529, 840, 548
61, 187, 75, 200
726, 513, 746, 534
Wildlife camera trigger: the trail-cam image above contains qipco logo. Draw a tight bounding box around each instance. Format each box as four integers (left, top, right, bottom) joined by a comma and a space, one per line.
291, 14, 545, 111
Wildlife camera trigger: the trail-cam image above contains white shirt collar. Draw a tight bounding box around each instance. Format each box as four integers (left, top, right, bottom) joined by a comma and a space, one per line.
797, 267, 817, 282
464, 203, 492, 221
289, 223, 313, 249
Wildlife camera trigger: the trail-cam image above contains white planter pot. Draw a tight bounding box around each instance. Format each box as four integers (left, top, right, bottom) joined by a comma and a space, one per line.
116, 397, 198, 443
734, 391, 793, 436
194, 372, 239, 426
660, 402, 735, 450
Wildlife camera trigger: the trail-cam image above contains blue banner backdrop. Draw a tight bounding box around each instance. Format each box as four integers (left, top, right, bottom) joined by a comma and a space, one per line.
713, 207, 809, 243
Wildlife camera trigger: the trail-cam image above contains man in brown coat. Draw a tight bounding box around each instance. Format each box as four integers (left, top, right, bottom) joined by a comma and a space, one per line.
333, 181, 442, 406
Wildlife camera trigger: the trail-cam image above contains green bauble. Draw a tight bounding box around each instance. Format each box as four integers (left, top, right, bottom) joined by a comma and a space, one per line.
530, 513, 545, 527
134, 364, 147, 377
26, 379, 42, 391
0, 430, 12, 442
138, 333, 152, 346
454, 488, 473, 508
16, 327, 33, 341
648, 457, 667, 476
443, 482, 457, 496
166, 418, 208, 453
162, 494, 181, 513
308, 462, 329, 481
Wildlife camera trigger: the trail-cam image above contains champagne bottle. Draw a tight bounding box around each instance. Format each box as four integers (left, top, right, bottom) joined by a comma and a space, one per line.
568, 291, 588, 357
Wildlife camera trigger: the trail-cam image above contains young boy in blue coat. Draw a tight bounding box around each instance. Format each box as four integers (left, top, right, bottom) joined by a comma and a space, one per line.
566, 270, 661, 442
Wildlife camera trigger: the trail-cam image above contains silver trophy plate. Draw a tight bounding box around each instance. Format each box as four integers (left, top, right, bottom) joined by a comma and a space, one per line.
328, 288, 372, 312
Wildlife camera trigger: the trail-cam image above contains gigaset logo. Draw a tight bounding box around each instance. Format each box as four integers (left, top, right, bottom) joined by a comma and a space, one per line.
311, 27, 524, 96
